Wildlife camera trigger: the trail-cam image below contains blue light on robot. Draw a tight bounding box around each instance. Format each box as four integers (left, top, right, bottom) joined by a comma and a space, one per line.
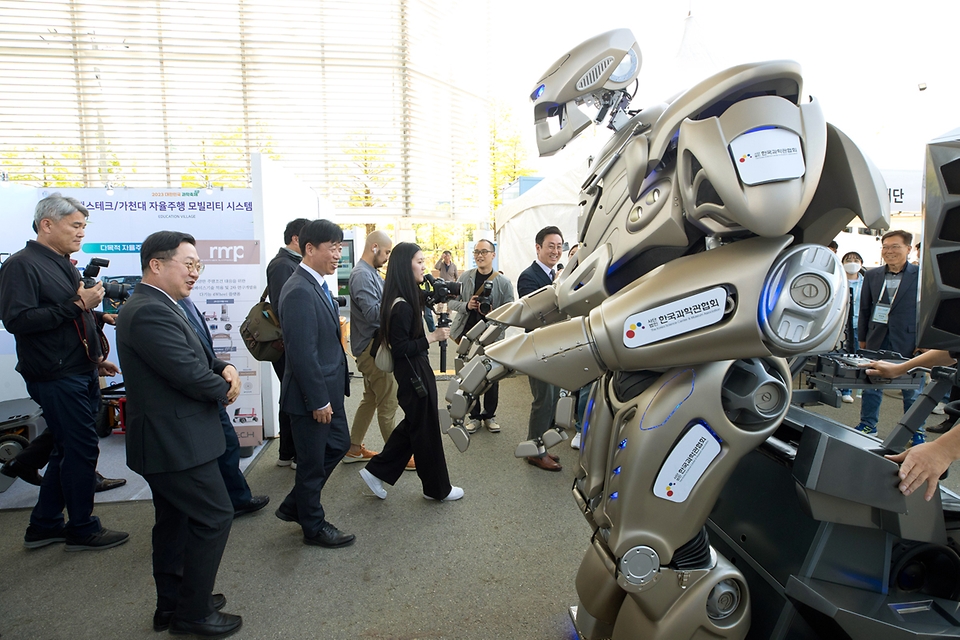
610, 491, 619, 500
614, 466, 621, 475
532, 84, 546, 101
582, 397, 594, 447
759, 270, 786, 328
619, 439, 628, 449
744, 125, 777, 134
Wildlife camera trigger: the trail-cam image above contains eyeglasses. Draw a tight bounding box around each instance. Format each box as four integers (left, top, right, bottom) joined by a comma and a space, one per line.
473, 250, 493, 257
881, 244, 907, 251
168, 258, 204, 274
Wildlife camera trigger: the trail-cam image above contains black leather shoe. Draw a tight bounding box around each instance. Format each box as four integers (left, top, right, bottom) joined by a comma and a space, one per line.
233, 495, 269, 518
304, 521, 355, 548
1, 459, 42, 486
275, 504, 300, 524
95, 472, 127, 493
169, 610, 242, 638
154, 594, 226, 632
927, 418, 957, 434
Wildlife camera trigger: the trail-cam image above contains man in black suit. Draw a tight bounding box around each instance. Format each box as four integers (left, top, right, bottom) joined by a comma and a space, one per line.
516, 225, 565, 472
856, 229, 923, 444
117, 231, 243, 638
179, 295, 269, 518
273, 219, 354, 548
266, 218, 310, 468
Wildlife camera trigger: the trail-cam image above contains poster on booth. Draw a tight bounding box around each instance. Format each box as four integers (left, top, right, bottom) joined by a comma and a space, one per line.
3, 187, 263, 446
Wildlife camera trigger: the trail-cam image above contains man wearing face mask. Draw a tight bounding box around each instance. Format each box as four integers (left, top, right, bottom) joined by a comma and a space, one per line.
855, 230, 924, 445
517, 226, 565, 471
839, 251, 865, 403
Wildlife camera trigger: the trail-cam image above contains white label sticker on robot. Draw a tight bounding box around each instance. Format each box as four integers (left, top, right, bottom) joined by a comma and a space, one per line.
622, 287, 726, 348
729, 127, 805, 186
653, 423, 722, 503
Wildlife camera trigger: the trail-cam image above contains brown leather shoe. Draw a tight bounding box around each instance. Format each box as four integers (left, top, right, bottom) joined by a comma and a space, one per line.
927, 418, 956, 434
527, 455, 562, 471
547, 453, 560, 462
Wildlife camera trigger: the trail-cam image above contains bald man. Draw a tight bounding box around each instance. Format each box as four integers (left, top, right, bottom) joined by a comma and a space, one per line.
343, 231, 404, 465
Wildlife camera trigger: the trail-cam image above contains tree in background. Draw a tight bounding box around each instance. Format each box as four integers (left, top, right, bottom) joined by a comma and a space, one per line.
180, 124, 277, 189
336, 134, 398, 237
489, 101, 535, 218
2, 144, 127, 188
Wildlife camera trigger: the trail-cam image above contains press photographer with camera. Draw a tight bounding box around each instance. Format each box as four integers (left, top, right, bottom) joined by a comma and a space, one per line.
358, 242, 464, 502
448, 239, 515, 434
0, 193, 129, 550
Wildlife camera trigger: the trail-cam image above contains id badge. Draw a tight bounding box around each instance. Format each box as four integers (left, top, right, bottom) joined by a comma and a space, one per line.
872, 303, 891, 325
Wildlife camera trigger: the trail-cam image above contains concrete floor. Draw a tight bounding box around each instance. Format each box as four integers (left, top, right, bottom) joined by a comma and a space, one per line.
0, 350, 954, 640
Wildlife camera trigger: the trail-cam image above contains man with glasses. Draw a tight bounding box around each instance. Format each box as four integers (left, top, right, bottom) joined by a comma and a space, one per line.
856, 229, 924, 445
117, 231, 243, 636
0, 193, 129, 551
449, 239, 515, 434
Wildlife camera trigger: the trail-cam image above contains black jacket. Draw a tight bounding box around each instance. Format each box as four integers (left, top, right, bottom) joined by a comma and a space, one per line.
858, 262, 919, 357
0, 241, 102, 382
266, 248, 302, 317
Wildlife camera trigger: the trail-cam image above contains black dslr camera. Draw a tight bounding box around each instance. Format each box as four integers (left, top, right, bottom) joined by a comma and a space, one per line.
477, 280, 494, 315
422, 274, 461, 308
82, 258, 131, 301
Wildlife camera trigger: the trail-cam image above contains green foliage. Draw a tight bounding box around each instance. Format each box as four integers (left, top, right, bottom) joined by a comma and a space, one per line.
335, 134, 397, 210
489, 101, 535, 218
180, 124, 277, 188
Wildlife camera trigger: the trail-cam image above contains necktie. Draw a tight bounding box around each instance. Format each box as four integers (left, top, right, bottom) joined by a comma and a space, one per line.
321, 281, 334, 308
549, 269, 556, 282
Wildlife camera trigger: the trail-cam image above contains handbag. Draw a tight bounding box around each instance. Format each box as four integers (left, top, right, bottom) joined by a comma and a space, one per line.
374, 297, 405, 372
240, 288, 284, 362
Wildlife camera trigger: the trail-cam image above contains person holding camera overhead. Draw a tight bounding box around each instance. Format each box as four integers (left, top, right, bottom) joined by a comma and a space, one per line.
359, 242, 464, 502
448, 239, 515, 434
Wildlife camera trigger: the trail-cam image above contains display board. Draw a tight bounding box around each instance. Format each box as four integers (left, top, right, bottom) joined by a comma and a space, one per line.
0, 186, 263, 445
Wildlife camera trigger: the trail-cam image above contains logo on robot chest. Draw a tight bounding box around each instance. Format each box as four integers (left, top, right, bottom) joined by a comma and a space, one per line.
623, 287, 726, 348
653, 422, 722, 503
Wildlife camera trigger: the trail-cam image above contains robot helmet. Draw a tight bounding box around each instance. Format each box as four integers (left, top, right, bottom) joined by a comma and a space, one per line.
677, 94, 827, 237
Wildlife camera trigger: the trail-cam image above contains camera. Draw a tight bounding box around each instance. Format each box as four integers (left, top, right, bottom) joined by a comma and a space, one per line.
477, 281, 494, 315
81, 258, 131, 301
423, 274, 461, 308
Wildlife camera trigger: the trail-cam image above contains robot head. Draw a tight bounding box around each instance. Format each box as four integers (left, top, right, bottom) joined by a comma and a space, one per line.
677, 94, 827, 237
530, 29, 641, 157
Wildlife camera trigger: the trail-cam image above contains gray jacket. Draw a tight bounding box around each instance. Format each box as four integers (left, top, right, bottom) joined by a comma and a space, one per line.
347, 259, 383, 356
449, 268, 515, 341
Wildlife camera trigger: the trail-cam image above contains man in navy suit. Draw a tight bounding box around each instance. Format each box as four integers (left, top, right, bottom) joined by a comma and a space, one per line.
178, 295, 269, 518
273, 219, 354, 548
516, 226, 565, 472
856, 230, 923, 444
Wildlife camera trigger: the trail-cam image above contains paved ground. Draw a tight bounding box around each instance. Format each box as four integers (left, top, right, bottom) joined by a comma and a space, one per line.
0, 348, 954, 639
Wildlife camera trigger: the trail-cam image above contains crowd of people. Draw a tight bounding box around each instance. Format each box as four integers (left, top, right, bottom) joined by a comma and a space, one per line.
2, 193, 959, 636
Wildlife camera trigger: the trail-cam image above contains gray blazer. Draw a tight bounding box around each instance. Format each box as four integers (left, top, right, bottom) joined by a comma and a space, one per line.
277, 266, 349, 415
117, 283, 230, 475
449, 269, 515, 341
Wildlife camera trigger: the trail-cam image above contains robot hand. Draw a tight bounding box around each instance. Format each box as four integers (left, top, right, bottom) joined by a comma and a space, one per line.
442, 355, 511, 452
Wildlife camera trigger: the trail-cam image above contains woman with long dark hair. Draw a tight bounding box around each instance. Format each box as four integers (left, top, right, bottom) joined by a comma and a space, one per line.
359, 242, 463, 501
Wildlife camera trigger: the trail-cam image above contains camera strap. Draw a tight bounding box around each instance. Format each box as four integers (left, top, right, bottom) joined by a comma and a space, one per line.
472, 270, 496, 297
73, 310, 109, 363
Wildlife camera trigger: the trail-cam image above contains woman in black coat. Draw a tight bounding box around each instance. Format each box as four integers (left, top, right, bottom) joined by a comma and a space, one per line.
359, 242, 463, 502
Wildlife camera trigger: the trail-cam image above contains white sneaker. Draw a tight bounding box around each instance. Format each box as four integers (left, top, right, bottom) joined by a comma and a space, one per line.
359, 468, 386, 499
570, 432, 581, 449
424, 486, 464, 502
291, 461, 297, 470
465, 419, 481, 434
841, 394, 854, 404
934, 402, 947, 415
277, 458, 294, 467
483, 419, 501, 433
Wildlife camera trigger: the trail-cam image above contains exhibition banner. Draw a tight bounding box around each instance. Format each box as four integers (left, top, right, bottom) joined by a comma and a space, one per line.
0, 187, 263, 445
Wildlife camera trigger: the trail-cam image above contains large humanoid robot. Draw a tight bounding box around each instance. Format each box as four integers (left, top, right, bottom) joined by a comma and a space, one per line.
443, 30, 893, 639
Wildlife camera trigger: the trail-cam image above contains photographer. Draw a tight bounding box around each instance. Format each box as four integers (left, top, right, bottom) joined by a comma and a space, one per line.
358, 242, 463, 502
0, 193, 128, 550
448, 239, 515, 434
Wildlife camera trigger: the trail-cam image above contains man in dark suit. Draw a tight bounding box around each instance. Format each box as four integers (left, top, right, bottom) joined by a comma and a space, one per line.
117, 231, 243, 637
856, 229, 923, 444
179, 296, 269, 518
266, 218, 310, 468
273, 219, 354, 548
516, 225, 565, 472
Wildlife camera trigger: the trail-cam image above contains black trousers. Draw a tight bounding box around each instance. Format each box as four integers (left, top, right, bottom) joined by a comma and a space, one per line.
280, 408, 350, 538
271, 355, 297, 461
216, 408, 252, 508
145, 459, 233, 621
468, 381, 500, 421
